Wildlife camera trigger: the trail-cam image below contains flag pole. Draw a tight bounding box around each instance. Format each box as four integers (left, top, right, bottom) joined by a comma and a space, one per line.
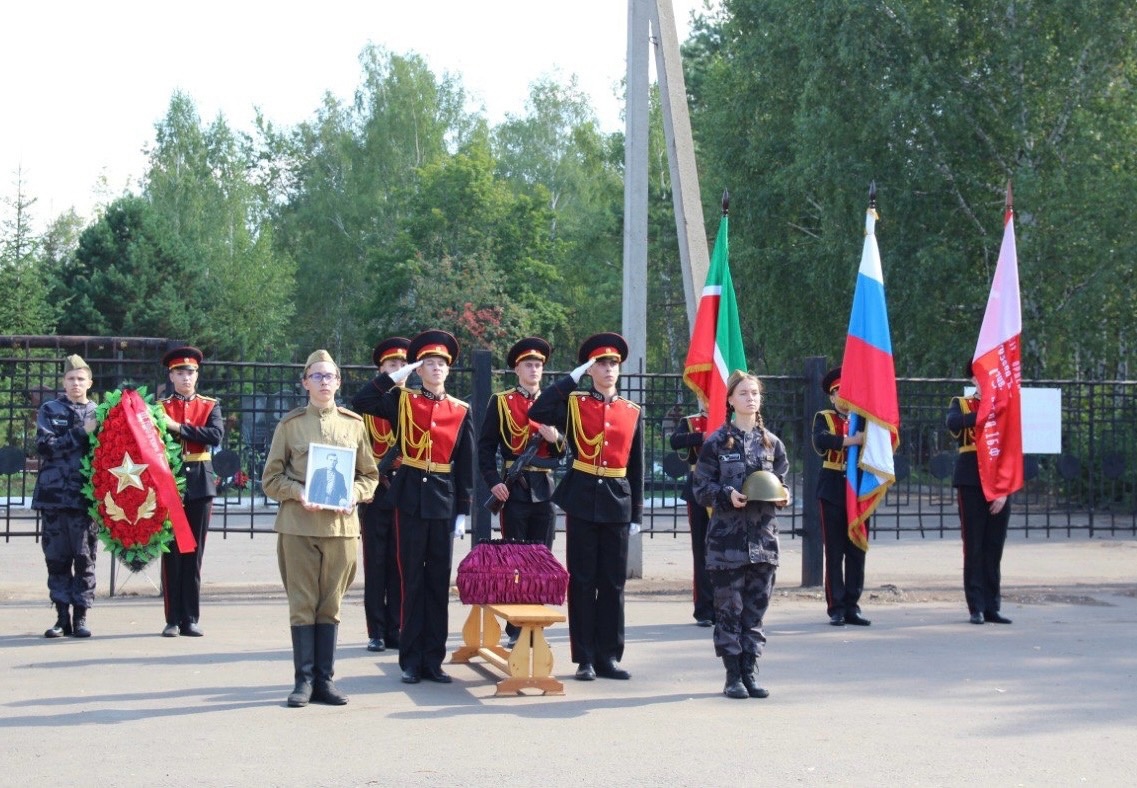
722, 189, 729, 216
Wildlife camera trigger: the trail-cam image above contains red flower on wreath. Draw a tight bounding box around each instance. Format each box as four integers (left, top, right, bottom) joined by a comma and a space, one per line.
83, 388, 184, 569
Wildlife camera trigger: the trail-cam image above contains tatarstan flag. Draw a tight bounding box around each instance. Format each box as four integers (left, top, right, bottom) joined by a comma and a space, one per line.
971, 185, 1024, 500
840, 199, 899, 551
682, 207, 746, 433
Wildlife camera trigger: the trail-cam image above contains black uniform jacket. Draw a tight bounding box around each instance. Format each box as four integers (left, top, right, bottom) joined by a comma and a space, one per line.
812, 409, 849, 506
162, 393, 224, 500
669, 412, 706, 504
477, 386, 562, 504
527, 373, 643, 525
352, 374, 475, 520
946, 396, 981, 488
32, 396, 96, 510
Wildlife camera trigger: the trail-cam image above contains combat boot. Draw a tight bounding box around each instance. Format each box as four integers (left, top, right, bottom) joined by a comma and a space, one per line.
721, 655, 749, 699
44, 602, 71, 638
288, 625, 316, 707
739, 651, 770, 699
311, 623, 348, 705
71, 606, 92, 638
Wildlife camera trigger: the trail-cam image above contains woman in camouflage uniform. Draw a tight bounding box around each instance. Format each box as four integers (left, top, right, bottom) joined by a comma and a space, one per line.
693, 371, 789, 700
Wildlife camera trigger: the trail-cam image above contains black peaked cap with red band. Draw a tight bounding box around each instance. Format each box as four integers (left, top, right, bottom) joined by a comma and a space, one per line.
507, 337, 552, 369
162, 346, 203, 370
408, 329, 460, 365
577, 332, 628, 365
372, 337, 411, 368
822, 366, 842, 395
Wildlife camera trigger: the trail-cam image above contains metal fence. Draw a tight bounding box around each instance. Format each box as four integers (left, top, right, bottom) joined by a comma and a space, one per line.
2, 338, 1134, 544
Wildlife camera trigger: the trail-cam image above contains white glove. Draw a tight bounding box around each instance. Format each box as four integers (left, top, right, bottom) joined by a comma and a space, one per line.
570, 359, 595, 383
629, 522, 641, 536
452, 514, 466, 539
389, 359, 423, 384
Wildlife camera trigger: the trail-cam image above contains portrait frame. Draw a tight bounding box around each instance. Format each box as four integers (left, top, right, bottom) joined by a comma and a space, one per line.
303, 442, 356, 510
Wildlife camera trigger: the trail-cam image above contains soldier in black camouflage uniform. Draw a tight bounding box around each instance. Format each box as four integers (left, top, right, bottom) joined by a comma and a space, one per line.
693, 371, 788, 700
33, 354, 99, 639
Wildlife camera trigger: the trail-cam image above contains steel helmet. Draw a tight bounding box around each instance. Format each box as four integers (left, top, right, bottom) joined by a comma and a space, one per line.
741, 470, 788, 504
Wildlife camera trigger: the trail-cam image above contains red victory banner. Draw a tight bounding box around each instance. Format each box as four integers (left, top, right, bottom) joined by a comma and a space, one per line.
83, 388, 195, 570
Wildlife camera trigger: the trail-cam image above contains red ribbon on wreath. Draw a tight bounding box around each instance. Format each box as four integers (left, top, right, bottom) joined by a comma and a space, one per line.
118, 389, 196, 553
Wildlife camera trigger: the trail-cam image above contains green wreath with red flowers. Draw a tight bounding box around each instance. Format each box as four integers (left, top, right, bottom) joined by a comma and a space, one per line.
81, 388, 185, 571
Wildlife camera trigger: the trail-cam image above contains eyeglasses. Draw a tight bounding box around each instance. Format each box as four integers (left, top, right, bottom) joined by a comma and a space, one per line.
306, 373, 339, 383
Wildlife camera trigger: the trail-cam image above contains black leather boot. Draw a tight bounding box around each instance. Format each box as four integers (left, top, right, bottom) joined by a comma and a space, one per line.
311, 623, 348, 705
71, 606, 92, 638
288, 625, 316, 707
739, 652, 770, 698
44, 602, 71, 638
721, 655, 749, 699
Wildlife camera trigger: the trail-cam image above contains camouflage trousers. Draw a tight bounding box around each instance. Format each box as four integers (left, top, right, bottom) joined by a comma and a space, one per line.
709, 562, 776, 658
41, 508, 98, 608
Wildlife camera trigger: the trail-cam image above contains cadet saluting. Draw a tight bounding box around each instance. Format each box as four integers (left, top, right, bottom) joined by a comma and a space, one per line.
359, 336, 410, 653
352, 329, 475, 685
528, 332, 643, 682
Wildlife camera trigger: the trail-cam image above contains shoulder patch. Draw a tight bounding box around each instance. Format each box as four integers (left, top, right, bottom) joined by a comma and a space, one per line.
336, 406, 364, 421
197, 394, 219, 403
278, 406, 307, 424
446, 395, 470, 410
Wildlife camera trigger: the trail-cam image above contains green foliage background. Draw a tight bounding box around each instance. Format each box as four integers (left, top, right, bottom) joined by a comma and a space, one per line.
3, 3, 1136, 379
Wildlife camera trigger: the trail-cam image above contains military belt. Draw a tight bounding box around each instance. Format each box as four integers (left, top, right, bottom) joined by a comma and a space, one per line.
571, 459, 627, 478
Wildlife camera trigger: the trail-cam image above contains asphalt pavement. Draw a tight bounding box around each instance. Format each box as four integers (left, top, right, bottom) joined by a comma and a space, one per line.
1, 531, 1135, 787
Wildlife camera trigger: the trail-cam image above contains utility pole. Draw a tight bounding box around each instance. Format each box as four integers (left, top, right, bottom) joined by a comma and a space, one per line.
624, 0, 711, 576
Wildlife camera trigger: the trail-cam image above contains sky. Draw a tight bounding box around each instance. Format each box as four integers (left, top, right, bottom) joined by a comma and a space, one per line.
2, 0, 714, 231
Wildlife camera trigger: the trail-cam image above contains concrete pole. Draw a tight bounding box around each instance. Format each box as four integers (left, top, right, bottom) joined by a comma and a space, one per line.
650, 0, 710, 329
623, 0, 650, 377
624, 0, 650, 578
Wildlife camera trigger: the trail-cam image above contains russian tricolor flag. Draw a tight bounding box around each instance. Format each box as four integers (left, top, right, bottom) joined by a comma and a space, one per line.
839, 200, 900, 551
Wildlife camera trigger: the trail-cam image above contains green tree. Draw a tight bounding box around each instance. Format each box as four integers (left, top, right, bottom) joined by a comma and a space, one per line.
0, 170, 55, 333
54, 196, 203, 338
687, 0, 1137, 377
260, 47, 470, 362
493, 77, 625, 356
144, 92, 296, 358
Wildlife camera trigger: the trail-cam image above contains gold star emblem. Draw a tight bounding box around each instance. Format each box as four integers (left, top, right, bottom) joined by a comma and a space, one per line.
109, 453, 149, 493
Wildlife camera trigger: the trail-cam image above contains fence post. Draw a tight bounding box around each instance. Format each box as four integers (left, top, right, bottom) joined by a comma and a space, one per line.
471, 349, 493, 544
801, 356, 826, 587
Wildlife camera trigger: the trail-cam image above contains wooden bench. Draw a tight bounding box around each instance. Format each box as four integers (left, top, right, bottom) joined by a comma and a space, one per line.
450, 603, 566, 696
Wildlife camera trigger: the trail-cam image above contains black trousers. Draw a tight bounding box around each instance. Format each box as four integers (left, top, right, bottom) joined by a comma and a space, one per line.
498, 499, 556, 547
162, 497, 211, 626
499, 499, 557, 640
686, 502, 714, 622
819, 498, 866, 617
957, 486, 1010, 615
394, 510, 453, 672
361, 501, 401, 642
564, 515, 628, 666
41, 508, 97, 608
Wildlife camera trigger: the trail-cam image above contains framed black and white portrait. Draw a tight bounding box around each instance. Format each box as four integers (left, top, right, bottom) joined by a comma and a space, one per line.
304, 443, 355, 510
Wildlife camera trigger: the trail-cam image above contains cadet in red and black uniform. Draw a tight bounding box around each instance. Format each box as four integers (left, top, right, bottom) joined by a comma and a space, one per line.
528, 332, 643, 682
811, 367, 870, 627
478, 336, 563, 646
946, 363, 1012, 625
352, 330, 475, 684
360, 336, 410, 653
159, 346, 224, 637
670, 400, 714, 627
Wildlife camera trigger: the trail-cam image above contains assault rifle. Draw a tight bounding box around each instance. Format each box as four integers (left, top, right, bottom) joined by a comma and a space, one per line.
376, 443, 401, 488
483, 434, 546, 515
